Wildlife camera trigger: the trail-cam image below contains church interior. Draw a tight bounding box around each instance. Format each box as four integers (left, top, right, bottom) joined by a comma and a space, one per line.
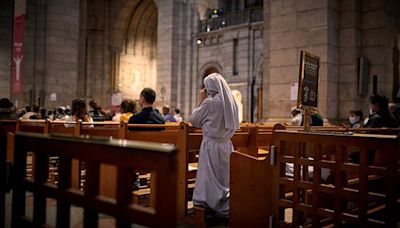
0, 0, 399, 227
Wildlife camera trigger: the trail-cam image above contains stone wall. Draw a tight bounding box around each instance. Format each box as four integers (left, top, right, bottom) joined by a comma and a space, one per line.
3, 0, 398, 119
8, 0, 81, 109
195, 22, 264, 121
265, 0, 399, 123
265, 0, 338, 122
337, 0, 400, 120
0, 0, 12, 99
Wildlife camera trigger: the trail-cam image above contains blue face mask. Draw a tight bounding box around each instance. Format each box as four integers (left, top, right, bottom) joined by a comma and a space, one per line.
349, 116, 359, 124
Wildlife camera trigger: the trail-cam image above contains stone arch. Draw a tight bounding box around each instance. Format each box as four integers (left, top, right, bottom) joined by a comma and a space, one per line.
110, 0, 158, 51
198, 61, 223, 86
111, 0, 158, 100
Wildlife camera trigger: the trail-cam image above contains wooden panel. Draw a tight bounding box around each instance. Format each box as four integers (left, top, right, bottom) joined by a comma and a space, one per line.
271, 131, 399, 227
11, 132, 177, 227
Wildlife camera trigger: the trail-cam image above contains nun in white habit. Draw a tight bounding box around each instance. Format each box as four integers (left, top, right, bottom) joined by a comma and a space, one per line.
189, 73, 239, 216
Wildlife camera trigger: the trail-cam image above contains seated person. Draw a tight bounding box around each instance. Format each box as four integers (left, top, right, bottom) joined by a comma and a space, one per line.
89, 100, 111, 121
289, 107, 302, 126
174, 108, 183, 122
364, 94, 399, 128
289, 107, 324, 126
29, 105, 42, 119
350, 94, 398, 164
0, 98, 18, 120
65, 98, 93, 128
162, 105, 176, 122
22, 106, 36, 119
56, 106, 68, 120
128, 88, 165, 124
113, 99, 137, 122
309, 108, 323, 126
348, 110, 363, 128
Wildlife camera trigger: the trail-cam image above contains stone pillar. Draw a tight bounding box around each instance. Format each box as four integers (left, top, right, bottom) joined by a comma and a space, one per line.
337, 0, 362, 119
155, 0, 183, 109
84, 0, 111, 106
0, 0, 13, 99
44, 0, 81, 108
18, 0, 81, 109
265, 0, 339, 123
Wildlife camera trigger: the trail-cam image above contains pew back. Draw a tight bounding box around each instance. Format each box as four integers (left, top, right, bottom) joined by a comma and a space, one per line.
271, 130, 399, 227
81, 122, 122, 139
11, 132, 177, 227
16, 119, 48, 133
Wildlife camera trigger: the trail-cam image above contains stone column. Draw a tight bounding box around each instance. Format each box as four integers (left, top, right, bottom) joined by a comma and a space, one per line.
155, 0, 184, 109
0, 0, 13, 98
44, 0, 81, 108
265, 0, 339, 123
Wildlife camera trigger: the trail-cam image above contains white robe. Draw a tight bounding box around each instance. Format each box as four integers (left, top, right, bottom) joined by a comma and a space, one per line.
189, 95, 235, 216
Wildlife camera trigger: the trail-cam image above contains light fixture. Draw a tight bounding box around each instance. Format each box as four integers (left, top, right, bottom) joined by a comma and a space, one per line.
196, 39, 202, 45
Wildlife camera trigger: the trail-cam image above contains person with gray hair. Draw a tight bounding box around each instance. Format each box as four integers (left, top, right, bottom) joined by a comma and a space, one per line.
189, 73, 239, 217
289, 106, 302, 126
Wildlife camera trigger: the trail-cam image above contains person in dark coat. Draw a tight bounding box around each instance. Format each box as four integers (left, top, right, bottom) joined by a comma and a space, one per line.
364, 94, 399, 128
128, 88, 165, 124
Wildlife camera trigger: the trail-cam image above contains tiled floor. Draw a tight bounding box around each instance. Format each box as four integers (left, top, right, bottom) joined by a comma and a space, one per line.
4, 192, 227, 228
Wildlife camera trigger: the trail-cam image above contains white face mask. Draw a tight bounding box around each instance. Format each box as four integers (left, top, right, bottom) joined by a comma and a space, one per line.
349, 116, 359, 124
369, 108, 375, 115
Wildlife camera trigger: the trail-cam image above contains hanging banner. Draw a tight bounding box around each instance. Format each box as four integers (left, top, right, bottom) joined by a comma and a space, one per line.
12, 0, 26, 95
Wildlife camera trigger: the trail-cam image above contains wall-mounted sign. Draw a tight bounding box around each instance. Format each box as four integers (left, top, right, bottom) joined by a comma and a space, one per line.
297, 51, 320, 108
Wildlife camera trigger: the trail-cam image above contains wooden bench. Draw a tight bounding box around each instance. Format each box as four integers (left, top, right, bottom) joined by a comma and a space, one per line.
11, 132, 177, 227
0, 120, 17, 227
117, 122, 262, 224
230, 130, 400, 227
81, 121, 123, 139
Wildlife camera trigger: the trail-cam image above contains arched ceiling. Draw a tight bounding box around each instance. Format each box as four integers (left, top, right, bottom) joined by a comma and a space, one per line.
111, 0, 157, 53
196, 0, 218, 20
125, 0, 157, 56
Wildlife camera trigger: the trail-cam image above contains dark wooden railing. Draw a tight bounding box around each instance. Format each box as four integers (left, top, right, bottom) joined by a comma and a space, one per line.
11, 132, 177, 227
271, 130, 399, 227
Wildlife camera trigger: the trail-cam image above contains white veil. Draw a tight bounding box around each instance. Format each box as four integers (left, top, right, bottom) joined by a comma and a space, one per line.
203, 73, 240, 130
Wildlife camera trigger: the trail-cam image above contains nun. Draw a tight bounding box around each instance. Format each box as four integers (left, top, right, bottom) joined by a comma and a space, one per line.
189, 73, 239, 216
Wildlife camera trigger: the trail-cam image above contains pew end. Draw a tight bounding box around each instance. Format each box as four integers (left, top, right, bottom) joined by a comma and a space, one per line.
230, 151, 272, 228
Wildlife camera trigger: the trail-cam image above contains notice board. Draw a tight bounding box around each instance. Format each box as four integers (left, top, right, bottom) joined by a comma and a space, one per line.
297, 51, 320, 108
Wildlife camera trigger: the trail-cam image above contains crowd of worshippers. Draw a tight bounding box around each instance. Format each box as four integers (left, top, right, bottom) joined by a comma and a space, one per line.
1, 74, 400, 221
288, 94, 400, 128
0, 73, 237, 220
0, 93, 183, 124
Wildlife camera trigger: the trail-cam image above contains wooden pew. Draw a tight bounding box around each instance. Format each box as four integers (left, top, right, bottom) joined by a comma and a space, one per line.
16, 119, 49, 133
11, 132, 177, 227
0, 120, 17, 228
114, 122, 259, 225
229, 130, 400, 227
81, 121, 122, 139
48, 120, 81, 136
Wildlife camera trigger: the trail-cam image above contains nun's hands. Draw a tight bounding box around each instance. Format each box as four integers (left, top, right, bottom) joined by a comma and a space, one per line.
199, 88, 207, 104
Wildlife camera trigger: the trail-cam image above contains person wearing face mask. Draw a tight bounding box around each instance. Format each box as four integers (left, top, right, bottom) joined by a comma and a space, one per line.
348, 110, 363, 128
128, 88, 165, 124
364, 94, 399, 128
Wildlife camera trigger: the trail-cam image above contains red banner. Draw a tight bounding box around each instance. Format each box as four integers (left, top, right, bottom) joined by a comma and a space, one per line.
12, 14, 25, 95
